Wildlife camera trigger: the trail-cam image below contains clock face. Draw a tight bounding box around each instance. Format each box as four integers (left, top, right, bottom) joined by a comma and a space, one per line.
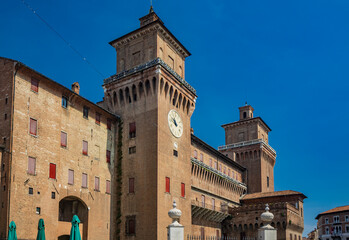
168, 110, 183, 138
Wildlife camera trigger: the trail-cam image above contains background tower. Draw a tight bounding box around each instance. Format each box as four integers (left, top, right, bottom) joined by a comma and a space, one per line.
219, 105, 276, 193
102, 9, 196, 239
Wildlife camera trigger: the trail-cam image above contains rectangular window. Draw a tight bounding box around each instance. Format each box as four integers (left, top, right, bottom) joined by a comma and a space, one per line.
29, 187, 33, 195
346, 225, 349, 233
126, 216, 136, 235
165, 177, 170, 193
346, 216, 349, 222
214, 161, 217, 170
129, 146, 136, 154
325, 227, 329, 234
82, 173, 88, 188
223, 166, 226, 174
62, 96, 68, 108
106, 150, 111, 163
181, 183, 185, 197
201, 195, 205, 207
95, 112, 101, 125
194, 150, 198, 159
29, 118, 37, 136
209, 158, 212, 167
106, 180, 111, 194
325, 218, 329, 224
129, 122, 136, 138
212, 198, 215, 210
36, 207, 41, 215
107, 118, 112, 130
68, 169, 74, 185
31, 78, 39, 92
219, 164, 222, 172
83, 106, 89, 119
199, 153, 203, 162
49, 163, 56, 179
267, 176, 270, 188
95, 177, 100, 191
129, 178, 135, 193
61, 132, 67, 147
28, 157, 36, 175
82, 141, 88, 155
51, 192, 56, 199
173, 150, 178, 157
334, 216, 340, 223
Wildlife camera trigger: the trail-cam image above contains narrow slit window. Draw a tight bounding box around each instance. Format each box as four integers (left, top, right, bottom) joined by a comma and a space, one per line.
106, 150, 111, 163
181, 183, 185, 197
68, 169, 74, 185
129, 178, 135, 193
82, 173, 88, 188
95, 177, 100, 191
129, 122, 136, 138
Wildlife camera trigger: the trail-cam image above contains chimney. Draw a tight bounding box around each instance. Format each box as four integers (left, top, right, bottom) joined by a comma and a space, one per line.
71, 82, 80, 95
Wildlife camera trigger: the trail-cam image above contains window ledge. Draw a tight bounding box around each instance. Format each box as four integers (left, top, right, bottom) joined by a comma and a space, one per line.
29, 133, 38, 138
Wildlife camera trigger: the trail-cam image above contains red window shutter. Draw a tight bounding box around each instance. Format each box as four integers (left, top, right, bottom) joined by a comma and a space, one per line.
106, 150, 111, 163
49, 163, 56, 179
95, 177, 100, 191
129, 178, 134, 193
28, 157, 36, 175
82, 173, 87, 188
96, 113, 101, 124
82, 141, 88, 155
181, 183, 185, 197
31, 78, 39, 92
30, 118, 37, 136
107, 119, 112, 130
165, 177, 170, 193
106, 180, 111, 194
61, 132, 67, 147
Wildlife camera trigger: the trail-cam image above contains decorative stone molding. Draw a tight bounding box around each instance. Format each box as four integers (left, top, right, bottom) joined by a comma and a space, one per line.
104, 58, 196, 95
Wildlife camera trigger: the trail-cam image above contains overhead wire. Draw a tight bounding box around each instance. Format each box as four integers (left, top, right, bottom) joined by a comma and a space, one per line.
19, 0, 106, 78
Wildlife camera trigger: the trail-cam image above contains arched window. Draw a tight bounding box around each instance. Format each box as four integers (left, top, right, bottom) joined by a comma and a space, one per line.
243, 112, 247, 119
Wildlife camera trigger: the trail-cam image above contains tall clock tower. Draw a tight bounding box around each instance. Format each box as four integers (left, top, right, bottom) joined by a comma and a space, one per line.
102, 8, 196, 239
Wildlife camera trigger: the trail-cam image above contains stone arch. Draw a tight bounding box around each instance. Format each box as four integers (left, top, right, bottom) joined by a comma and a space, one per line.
125, 87, 131, 103
152, 77, 157, 94
119, 89, 124, 106
132, 84, 137, 102
164, 82, 169, 98
138, 82, 144, 99
182, 97, 187, 111
177, 93, 182, 108
172, 90, 178, 106
160, 78, 164, 94
186, 100, 190, 115
145, 79, 151, 96
254, 150, 257, 159
59, 196, 88, 240
254, 223, 258, 229
113, 91, 117, 107
169, 86, 174, 103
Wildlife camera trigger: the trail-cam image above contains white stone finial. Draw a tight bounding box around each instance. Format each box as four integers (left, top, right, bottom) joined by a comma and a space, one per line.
261, 204, 274, 225
168, 200, 182, 223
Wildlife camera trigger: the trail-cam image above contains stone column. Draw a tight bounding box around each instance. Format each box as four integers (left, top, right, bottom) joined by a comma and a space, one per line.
258, 204, 277, 240
167, 200, 184, 240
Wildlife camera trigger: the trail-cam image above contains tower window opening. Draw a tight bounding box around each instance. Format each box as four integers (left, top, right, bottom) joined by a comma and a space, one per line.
243, 112, 247, 119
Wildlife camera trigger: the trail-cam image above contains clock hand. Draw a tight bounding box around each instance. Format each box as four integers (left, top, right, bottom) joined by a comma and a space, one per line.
173, 118, 178, 127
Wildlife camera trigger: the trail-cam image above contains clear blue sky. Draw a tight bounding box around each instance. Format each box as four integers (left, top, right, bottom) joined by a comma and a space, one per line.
1, 0, 349, 236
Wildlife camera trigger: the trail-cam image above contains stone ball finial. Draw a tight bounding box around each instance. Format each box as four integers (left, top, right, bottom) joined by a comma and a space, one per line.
261, 204, 274, 224
168, 200, 182, 223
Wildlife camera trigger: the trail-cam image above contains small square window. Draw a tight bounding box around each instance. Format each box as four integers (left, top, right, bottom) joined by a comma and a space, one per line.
29, 118, 37, 136
106, 180, 111, 194
61, 132, 67, 148
83, 106, 89, 119
82, 173, 88, 188
51, 192, 56, 199
129, 122, 136, 138
68, 169, 74, 185
129, 146, 136, 154
126, 216, 136, 235
31, 78, 39, 93
29, 187, 33, 195
36, 207, 41, 215
95, 112, 101, 125
62, 96, 68, 108
82, 141, 88, 155
95, 177, 100, 191
173, 150, 178, 157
